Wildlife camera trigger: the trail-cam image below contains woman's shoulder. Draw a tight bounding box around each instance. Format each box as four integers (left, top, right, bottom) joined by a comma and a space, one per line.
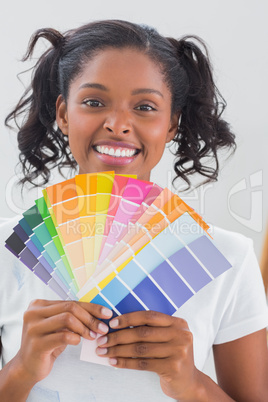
0, 215, 22, 231
211, 225, 256, 271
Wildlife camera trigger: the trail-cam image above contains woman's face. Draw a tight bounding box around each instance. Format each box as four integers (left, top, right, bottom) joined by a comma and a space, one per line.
56, 47, 179, 181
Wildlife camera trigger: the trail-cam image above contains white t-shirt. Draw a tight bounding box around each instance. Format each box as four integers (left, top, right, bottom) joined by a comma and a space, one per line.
0, 216, 267, 402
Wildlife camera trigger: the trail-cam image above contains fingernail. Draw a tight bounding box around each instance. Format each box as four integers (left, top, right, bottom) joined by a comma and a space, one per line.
97, 336, 107, 346
96, 347, 107, 355
101, 307, 113, 317
98, 322, 109, 333
89, 331, 97, 339
109, 358, 117, 366
109, 318, 119, 328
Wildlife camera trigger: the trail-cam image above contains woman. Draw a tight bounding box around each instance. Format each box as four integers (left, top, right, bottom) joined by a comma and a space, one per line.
1, 20, 268, 401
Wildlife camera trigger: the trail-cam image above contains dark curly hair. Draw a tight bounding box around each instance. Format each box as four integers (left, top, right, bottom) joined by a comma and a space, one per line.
5, 19, 236, 188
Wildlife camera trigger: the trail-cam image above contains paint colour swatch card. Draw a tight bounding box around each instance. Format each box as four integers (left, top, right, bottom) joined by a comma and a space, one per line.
4, 172, 232, 366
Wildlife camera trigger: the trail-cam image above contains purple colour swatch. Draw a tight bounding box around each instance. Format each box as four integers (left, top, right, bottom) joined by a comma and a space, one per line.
168, 247, 212, 292
187, 236, 232, 277
151, 260, 194, 307
13, 224, 28, 243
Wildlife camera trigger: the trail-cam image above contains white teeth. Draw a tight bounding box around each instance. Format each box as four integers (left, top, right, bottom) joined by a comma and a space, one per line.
95, 145, 137, 157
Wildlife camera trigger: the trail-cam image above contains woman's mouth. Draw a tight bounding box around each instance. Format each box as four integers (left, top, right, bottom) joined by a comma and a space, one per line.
93, 143, 141, 166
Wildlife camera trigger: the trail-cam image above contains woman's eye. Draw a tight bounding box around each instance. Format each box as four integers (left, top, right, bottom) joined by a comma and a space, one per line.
84, 99, 104, 107
135, 104, 156, 111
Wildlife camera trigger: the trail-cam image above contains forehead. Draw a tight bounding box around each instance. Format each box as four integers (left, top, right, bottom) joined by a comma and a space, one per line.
70, 47, 170, 96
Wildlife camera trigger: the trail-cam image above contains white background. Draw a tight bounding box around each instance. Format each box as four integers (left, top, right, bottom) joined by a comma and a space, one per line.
0, 0, 267, 382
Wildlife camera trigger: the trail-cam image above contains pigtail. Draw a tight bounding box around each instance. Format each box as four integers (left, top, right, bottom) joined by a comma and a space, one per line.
167, 36, 236, 189
5, 28, 75, 186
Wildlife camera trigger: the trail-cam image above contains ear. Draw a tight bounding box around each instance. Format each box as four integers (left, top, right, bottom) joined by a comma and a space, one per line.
56, 95, 69, 135
166, 112, 180, 143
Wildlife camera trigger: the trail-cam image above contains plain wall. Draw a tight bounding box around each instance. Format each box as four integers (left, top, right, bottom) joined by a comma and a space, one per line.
1, 0, 267, 381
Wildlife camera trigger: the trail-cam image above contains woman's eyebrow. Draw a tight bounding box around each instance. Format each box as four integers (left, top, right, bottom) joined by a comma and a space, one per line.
79, 83, 108, 91
131, 88, 163, 98
78, 83, 163, 98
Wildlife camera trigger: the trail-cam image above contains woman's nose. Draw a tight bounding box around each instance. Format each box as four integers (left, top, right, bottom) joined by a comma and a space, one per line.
103, 110, 132, 135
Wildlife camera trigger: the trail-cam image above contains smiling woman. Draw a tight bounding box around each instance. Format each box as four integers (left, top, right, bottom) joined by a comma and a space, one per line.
56, 48, 178, 180
5, 20, 234, 190
1, 19, 268, 402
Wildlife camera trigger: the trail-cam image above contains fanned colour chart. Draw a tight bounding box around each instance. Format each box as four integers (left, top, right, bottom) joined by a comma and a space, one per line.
5, 172, 232, 366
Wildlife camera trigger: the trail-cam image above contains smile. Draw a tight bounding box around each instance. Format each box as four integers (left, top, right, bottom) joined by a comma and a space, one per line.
92, 143, 141, 166
95, 145, 139, 157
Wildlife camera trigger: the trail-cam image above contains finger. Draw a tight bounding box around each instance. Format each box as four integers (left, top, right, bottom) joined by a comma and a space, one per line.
97, 325, 178, 347
107, 356, 170, 374
109, 311, 189, 331
39, 331, 82, 352
29, 299, 113, 319
27, 300, 112, 335
32, 313, 96, 340
96, 342, 174, 359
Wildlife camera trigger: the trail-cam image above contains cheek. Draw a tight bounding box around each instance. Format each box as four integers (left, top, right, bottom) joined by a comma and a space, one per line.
68, 113, 101, 142
140, 119, 170, 149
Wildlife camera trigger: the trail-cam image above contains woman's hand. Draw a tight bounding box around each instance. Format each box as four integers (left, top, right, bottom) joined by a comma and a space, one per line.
15, 299, 113, 384
96, 310, 203, 401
